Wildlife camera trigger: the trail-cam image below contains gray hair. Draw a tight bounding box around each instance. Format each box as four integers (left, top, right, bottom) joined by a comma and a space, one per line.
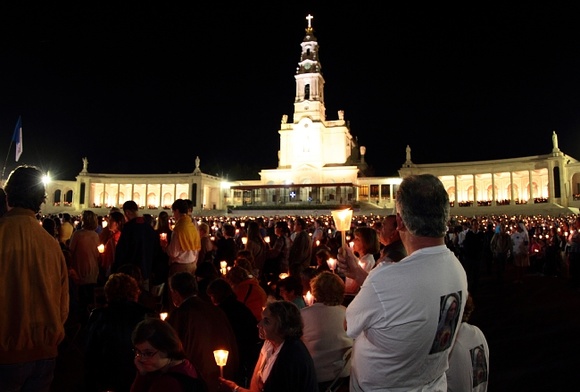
395, 174, 450, 238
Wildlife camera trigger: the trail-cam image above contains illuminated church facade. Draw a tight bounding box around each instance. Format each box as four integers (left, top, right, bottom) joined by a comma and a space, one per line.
41, 16, 580, 216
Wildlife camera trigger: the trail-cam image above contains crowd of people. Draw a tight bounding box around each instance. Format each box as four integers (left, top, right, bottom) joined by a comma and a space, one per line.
4, 164, 580, 391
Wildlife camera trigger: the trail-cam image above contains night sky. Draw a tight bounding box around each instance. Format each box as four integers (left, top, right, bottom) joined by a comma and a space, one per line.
2, 3, 580, 181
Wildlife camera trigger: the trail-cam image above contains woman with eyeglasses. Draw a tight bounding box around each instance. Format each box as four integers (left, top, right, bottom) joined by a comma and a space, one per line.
130, 318, 207, 392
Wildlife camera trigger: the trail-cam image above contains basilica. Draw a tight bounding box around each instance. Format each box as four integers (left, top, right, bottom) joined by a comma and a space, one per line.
42, 16, 580, 217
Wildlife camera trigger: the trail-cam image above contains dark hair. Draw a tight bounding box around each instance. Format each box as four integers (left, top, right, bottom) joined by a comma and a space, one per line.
295, 218, 306, 230
396, 174, 450, 237
122, 200, 139, 213
108, 211, 125, 231
42, 217, 57, 237
222, 224, 235, 237
170, 271, 198, 297
277, 275, 303, 296
234, 257, 254, 274
4, 165, 46, 213
315, 248, 330, 262
267, 300, 303, 339
81, 210, 98, 231
143, 214, 154, 227
275, 221, 290, 235
132, 318, 186, 360
246, 221, 265, 245
206, 278, 235, 304
172, 199, 189, 214
354, 226, 380, 255
105, 273, 140, 302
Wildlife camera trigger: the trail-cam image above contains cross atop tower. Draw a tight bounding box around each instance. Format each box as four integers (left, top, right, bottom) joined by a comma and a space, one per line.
306, 14, 313, 29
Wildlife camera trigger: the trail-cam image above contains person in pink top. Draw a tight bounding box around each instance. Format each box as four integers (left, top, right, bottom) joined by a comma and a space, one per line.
226, 265, 267, 321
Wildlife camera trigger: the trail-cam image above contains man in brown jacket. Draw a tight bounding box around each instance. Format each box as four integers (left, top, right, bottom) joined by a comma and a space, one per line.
0, 165, 69, 391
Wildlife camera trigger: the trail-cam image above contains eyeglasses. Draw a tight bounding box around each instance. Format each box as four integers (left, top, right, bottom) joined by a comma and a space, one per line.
133, 348, 159, 359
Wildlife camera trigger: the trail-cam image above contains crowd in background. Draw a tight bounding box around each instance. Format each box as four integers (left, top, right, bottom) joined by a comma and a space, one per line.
43, 208, 579, 391
3, 165, 579, 392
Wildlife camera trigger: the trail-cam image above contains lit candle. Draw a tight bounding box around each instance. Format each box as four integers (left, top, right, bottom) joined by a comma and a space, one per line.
264, 236, 270, 244
213, 349, 229, 378
242, 237, 248, 245
279, 272, 289, 280
331, 208, 353, 256
349, 241, 355, 248
160, 232, 167, 241
220, 261, 228, 276
160, 312, 168, 321
316, 240, 320, 247
304, 291, 314, 306
327, 258, 337, 273
97, 244, 105, 254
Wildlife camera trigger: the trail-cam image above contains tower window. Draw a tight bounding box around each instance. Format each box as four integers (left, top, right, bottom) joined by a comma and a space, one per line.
304, 84, 310, 100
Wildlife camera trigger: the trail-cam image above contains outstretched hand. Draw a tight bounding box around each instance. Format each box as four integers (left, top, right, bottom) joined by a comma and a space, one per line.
218, 376, 240, 392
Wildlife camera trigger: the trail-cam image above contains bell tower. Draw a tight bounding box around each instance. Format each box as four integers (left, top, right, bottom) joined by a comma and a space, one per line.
293, 14, 326, 123
270, 14, 359, 185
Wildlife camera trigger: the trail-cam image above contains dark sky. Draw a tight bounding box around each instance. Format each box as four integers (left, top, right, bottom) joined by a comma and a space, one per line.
2, 3, 580, 181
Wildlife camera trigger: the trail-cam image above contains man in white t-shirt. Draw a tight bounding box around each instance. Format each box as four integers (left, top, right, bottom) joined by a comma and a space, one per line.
338, 174, 468, 391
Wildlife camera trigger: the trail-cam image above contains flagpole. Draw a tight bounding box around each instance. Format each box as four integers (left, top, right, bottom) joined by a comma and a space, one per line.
1, 139, 14, 186
2, 115, 21, 186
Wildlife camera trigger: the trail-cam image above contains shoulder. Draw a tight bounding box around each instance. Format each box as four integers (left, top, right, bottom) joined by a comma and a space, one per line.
281, 337, 311, 356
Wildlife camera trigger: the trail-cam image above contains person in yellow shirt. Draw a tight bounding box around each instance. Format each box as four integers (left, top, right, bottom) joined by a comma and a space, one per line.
59, 212, 74, 245
166, 199, 201, 276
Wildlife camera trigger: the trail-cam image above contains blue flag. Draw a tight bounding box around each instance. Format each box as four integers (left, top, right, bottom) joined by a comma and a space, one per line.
12, 116, 22, 162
